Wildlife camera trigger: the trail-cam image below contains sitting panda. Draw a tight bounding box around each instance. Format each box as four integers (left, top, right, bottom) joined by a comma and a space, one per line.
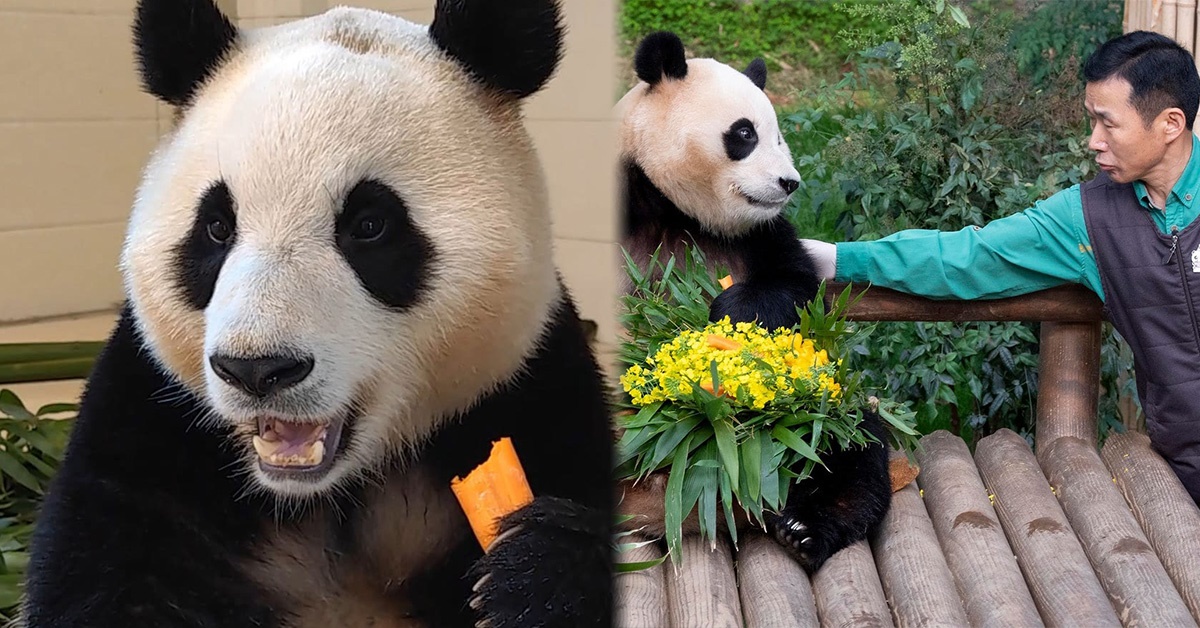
21, 1, 613, 627
616, 31, 892, 573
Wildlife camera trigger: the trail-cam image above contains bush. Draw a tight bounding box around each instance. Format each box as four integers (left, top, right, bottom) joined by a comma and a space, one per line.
616, 0, 892, 94
776, 0, 1128, 446
0, 390, 76, 622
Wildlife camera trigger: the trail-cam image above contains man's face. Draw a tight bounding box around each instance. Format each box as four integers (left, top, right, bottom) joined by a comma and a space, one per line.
1085, 77, 1169, 185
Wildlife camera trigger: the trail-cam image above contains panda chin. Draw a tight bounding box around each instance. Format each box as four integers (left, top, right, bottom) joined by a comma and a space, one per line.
251, 414, 349, 481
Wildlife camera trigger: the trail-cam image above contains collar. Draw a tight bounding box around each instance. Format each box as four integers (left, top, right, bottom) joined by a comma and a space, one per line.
1134, 133, 1200, 211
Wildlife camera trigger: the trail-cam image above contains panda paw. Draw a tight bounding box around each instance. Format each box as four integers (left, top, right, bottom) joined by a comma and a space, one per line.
708, 283, 805, 331
468, 495, 612, 628
764, 508, 836, 574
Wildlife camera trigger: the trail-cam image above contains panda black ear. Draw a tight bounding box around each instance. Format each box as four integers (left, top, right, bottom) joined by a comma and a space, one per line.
743, 58, 767, 90
635, 31, 688, 86
430, 0, 565, 100
133, 0, 240, 107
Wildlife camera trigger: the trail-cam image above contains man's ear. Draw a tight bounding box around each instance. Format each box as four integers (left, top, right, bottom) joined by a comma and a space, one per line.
1161, 107, 1189, 142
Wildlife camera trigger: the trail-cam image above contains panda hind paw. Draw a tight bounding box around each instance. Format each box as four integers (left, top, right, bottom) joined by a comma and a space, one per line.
764, 510, 836, 574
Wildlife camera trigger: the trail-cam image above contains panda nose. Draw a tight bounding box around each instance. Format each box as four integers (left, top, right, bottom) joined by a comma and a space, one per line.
779, 177, 800, 194
210, 354, 314, 397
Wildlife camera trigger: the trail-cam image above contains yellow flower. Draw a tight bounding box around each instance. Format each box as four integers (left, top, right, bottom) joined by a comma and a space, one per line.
620, 317, 845, 411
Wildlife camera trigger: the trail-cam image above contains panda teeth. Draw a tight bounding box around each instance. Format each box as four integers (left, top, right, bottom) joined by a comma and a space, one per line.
252, 428, 329, 468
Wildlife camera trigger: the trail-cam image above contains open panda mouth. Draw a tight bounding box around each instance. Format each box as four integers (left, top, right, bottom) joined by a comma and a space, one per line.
251, 414, 349, 479
742, 192, 788, 209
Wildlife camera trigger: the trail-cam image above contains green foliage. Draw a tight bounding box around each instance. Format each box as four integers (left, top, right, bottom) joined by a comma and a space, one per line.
617, 0, 892, 91
616, 245, 919, 562
0, 390, 76, 622
1010, 0, 1126, 87
772, 0, 1129, 445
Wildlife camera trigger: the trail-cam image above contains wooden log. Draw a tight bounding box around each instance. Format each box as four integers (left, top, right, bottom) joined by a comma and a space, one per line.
871, 481, 970, 627
975, 429, 1121, 627
1101, 432, 1200, 622
812, 540, 894, 628
916, 431, 1043, 627
1034, 321, 1101, 455
1041, 436, 1197, 627
735, 533, 819, 628
664, 535, 744, 627
615, 532, 670, 628
826, 283, 1103, 323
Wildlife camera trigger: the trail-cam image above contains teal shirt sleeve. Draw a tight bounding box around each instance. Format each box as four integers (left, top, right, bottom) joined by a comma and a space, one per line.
833, 185, 1104, 301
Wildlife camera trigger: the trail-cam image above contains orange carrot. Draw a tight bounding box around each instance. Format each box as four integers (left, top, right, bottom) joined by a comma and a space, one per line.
450, 437, 534, 551
719, 274, 735, 290
707, 334, 742, 351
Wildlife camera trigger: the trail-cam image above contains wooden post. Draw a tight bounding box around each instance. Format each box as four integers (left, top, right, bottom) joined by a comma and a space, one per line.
665, 536, 744, 627
1033, 322, 1102, 458
735, 534, 820, 627
975, 430, 1121, 627
870, 482, 971, 626
1040, 436, 1197, 626
1179, 0, 1197, 51
1165, 0, 1181, 37
915, 431, 1043, 627
1101, 432, 1200, 620
1126, 0, 1143, 31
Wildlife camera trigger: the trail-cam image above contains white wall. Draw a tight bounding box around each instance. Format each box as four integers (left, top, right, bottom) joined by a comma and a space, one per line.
0, 0, 619, 350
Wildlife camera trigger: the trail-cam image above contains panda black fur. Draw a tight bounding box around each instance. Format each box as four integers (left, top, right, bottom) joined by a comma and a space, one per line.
21, 2, 613, 627
618, 31, 892, 573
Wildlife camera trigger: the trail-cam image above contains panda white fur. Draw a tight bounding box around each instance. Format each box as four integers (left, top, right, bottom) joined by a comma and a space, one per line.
617, 31, 892, 573
21, 2, 614, 626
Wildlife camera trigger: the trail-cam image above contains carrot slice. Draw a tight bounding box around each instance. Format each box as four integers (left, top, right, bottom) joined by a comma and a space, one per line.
719, 274, 735, 290
706, 334, 742, 351
451, 437, 535, 550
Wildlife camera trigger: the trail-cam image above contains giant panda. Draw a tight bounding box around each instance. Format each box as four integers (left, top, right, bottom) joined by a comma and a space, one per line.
21, 1, 614, 627
616, 31, 892, 574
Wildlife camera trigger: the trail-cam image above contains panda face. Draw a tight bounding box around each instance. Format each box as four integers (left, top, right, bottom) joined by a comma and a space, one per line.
121, 3, 564, 498
618, 41, 801, 237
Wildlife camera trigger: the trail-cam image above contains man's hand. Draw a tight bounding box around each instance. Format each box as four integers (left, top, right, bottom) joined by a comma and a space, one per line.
800, 239, 836, 280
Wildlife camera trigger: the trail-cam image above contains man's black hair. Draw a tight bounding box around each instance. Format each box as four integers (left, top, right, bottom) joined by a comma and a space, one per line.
1083, 30, 1200, 130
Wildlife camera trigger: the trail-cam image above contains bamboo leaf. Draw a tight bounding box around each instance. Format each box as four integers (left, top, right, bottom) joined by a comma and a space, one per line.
664, 433, 691, 564
712, 418, 739, 494
615, 557, 667, 573
0, 451, 43, 495
772, 425, 823, 464
742, 431, 762, 504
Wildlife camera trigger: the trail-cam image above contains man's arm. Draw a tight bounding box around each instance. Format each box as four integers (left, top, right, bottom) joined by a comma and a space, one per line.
804, 185, 1103, 301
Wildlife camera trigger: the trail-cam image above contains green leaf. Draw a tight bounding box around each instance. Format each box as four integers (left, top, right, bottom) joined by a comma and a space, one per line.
948, 5, 970, 28
664, 433, 691, 564
615, 557, 667, 573
648, 416, 702, 472
711, 418, 739, 494
0, 451, 43, 495
772, 425, 823, 465
741, 431, 762, 505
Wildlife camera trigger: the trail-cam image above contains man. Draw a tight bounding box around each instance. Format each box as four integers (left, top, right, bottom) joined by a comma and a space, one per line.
802, 30, 1200, 504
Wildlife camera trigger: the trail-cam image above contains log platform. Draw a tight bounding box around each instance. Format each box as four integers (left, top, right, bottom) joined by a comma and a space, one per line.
615, 284, 1200, 627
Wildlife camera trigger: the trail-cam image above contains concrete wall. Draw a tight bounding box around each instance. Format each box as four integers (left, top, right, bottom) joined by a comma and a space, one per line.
0, 0, 618, 348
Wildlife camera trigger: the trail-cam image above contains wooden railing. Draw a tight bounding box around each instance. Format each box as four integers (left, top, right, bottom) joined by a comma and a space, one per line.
827, 282, 1107, 457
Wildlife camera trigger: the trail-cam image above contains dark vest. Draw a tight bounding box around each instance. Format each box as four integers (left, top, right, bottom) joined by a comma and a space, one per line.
1081, 170, 1200, 503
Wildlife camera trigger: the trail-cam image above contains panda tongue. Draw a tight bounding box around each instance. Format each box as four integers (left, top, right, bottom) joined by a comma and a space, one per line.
258, 420, 326, 459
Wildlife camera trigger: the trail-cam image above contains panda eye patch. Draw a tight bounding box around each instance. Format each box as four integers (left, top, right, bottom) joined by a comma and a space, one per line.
171, 180, 237, 310
723, 118, 759, 161
336, 179, 434, 310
